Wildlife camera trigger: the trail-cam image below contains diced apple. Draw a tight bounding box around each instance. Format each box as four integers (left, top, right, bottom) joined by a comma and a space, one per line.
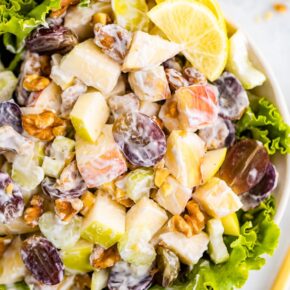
122, 31, 182, 71
118, 197, 167, 266
60, 39, 121, 94
50, 54, 75, 90
201, 148, 227, 183
108, 75, 126, 98
139, 101, 161, 117
165, 130, 205, 188
70, 92, 109, 143
91, 269, 109, 290
221, 212, 240, 236
194, 177, 242, 218
159, 231, 209, 265
81, 192, 126, 248
175, 85, 219, 130
126, 197, 168, 241
76, 125, 127, 187
61, 239, 94, 273
42, 156, 65, 178
154, 175, 192, 215
0, 237, 26, 284
158, 99, 180, 132
207, 219, 229, 264
118, 229, 157, 266
128, 66, 170, 102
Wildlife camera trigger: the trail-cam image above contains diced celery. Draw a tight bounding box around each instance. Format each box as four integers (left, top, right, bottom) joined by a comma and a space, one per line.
207, 219, 229, 264
126, 168, 154, 202
42, 156, 66, 178
91, 270, 109, 290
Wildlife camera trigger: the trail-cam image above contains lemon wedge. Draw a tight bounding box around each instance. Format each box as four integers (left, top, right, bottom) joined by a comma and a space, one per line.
155, 0, 226, 29
148, 0, 228, 81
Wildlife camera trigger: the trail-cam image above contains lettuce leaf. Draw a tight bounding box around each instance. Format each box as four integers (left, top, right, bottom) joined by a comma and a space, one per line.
0, 0, 62, 53
79, 0, 91, 7
236, 95, 290, 155
150, 197, 280, 290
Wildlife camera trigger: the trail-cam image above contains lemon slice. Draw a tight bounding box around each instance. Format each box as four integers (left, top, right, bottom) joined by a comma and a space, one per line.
155, 0, 226, 29
112, 0, 149, 31
148, 0, 228, 81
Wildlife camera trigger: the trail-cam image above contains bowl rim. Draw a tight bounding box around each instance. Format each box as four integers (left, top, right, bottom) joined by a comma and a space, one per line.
239, 28, 290, 224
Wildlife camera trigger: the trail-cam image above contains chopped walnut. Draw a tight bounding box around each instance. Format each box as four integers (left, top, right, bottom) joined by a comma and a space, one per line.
55, 198, 83, 222
24, 195, 44, 227
273, 3, 288, 13
22, 111, 68, 141
80, 191, 96, 216
183, 67, 207, 85
169, 200, 205, 237
94, 24, 132, 63
165, 68, 189, 91
0, 236, 12, 258
74, 274, 91, 290
90, 245, 120, 269
23, 74, 50, 92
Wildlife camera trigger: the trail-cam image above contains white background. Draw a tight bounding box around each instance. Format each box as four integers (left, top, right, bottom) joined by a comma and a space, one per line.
219, 0, 290, 289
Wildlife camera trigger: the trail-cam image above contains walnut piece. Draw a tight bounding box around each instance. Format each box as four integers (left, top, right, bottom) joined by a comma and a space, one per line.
90, 245, 120, 269
169, 201, 205, 237
24, 195, 44, 227
80, 191, 96, 216
23, 74, 50, 92
94, 24, 132, 63
22, 111, 68, 141
55, 198, 83, 222
99, 181, 134, 208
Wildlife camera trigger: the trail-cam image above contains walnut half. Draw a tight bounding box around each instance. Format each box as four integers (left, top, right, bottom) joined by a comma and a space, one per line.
22, 111, 68, 141
90, 245, 120, 269
169, 201, 205, 237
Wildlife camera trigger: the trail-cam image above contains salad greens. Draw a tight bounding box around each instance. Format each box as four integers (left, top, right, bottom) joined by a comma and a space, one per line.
150, 197, 280, 290
237, 95, 290, 155
0, 0, 62, 53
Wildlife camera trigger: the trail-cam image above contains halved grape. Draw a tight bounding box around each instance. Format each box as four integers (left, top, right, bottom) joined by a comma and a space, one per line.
0, 172, 24, 224
219, 139, 269, 195
21, 236, 64, 285
198, 117, 235, 150
249, 163, 278, 201
26, 26, 78, 55
214, 72, 249, 120
241, 163, 278, 210
113, 113, 166, 167
39, 212, 82, 249
0, 102, 23, 133
155, 246, 180, 288
108, 261, 153, 290
41, 161, 86, 199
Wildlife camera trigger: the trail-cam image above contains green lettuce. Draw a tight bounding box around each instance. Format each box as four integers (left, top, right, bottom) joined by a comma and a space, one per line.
150, 197, 280, 290
236, 95, 290, 155
0, 0, 62, 53
79, 0, 91, 7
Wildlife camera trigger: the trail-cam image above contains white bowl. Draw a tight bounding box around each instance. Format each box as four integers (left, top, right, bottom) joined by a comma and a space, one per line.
241, 30, 290, 223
